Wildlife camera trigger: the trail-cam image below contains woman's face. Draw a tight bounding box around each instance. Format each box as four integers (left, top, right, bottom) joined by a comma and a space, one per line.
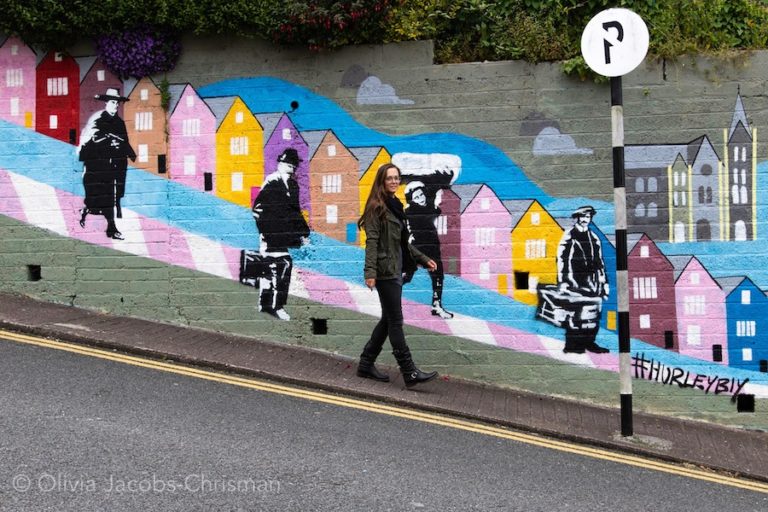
384, 167, 401, 195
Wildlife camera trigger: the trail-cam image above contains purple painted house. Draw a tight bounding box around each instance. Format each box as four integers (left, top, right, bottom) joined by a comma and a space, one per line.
628, 233, 678, 351
78, 57, 122, 134
453, 184, 512, 295
167, 83, 216, 192
256, 112, 310, 216
670, 255, 728, 364
0, 36, 36, 128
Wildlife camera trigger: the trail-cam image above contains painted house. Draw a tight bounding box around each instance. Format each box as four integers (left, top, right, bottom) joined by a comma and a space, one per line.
124, 77, 167, 176
504, 199, 562, 305
167, 83, 216, 192
453, 184, 511, 295
78, 57, 122, 134
351, 146, 391, 247
718, 277, 768, 372
204, 96, 264, 208
688, 135, 721, 242
671, 256, 728, 365
0, 36, 36, 128
256, 112, 310, 216
627, 233, 678, 350
432, 186, 461, 277
724, 93, 756, 242
303, 129, 359, 243
36, 50, 79, 143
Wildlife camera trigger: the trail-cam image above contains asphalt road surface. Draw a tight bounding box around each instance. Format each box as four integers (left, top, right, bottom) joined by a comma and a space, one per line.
0, 335, 765, 511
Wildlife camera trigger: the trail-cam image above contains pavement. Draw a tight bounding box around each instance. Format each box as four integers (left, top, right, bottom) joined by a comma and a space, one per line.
0, 291, 766, 483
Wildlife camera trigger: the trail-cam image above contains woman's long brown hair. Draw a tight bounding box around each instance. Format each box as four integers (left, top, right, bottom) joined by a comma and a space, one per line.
358, 163, 400, 230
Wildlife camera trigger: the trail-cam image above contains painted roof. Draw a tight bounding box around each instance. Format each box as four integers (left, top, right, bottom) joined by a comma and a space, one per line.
668, 255, 694, 280
729, 93, 750, 140
350, 146, 384, 177
451, 184, 484, 213
255, 113, 284, 141
202, 96, 239, 128
501, 199, 536, 229
301, 129, 330, 159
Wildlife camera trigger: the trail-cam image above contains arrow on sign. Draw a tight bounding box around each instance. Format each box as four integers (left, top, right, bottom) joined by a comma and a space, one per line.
602, 21, 624, 64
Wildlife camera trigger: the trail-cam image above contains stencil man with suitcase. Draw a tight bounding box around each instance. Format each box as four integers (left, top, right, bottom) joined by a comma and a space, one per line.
244, 148, 310, 321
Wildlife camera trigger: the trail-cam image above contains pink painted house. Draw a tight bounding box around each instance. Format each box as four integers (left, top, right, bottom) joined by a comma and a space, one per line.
167, 83, 216, 192
0, 36, 36, 128
627, 233, 678, 351
453, 184, 512, 295
670, 256, 728, 365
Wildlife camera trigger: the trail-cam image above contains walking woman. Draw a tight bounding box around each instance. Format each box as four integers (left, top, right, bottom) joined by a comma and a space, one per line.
357, 163, 439, 387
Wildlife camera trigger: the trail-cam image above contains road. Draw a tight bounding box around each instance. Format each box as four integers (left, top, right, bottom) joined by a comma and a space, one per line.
0, 334, 765, 511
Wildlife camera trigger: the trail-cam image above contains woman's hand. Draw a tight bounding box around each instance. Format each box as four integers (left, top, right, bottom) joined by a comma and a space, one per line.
365, 278, 376, 290
425, 259, 438, 272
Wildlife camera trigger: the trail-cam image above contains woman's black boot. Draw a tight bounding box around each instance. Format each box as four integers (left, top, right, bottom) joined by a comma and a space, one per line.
393, 348, 438, 388
357, 342, 389, 382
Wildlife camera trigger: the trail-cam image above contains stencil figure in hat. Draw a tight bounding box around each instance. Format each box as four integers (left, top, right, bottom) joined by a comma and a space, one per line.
77, 87, 136, 240
251, 148, 310, 320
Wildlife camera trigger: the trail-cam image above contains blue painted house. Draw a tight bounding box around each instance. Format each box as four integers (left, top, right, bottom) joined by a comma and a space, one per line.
719, 276, 768, 372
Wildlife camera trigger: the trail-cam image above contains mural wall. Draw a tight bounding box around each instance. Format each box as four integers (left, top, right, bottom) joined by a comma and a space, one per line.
1, 34, 767, 420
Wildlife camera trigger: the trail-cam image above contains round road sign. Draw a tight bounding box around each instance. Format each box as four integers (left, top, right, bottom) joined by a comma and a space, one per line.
581, 8, 649, 77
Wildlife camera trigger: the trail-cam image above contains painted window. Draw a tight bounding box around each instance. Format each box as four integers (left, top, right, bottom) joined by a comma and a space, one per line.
733, 146, 738, 162
530, 212, 540, 225
140, 88, 149, 101
639, 314, 651, 329
435, 215, 447, 236
742, 348, 753, 361
683, 295, 705, 315
635, 177, 644, 193
327, 144, 337, 157
326, 204, 338, 224
97, 70, 105, 82
54, 52, 63, 62
10, 98, 19, 116
282, 128, 292, 141
135, 112, 153, 131
647, 202, 658, 217
686, 324, 701, 345
480, 197, 490, 210
46, 77, 68, 96
689, 272, 700, 285
736, 320, 755, 337
186, 95, 195, 107
10, 44, 18, 55
632, 277, 657, 299
674, 222, 685, 243
647, 177, 657, 192
182, 118, 201, 137
741, 290, 751, 305
640, 245, 649, 258
673, 191, 678, 207
6, 68, 23, 87
322, 174, 342, 193
183, 155, 196, 176
231, 172, 243, 192
734, 220, 747, 241
230, 136, 248, 155
479, 261, 490, 281
741, 146, 747, 162
138, 144, 148, 163
235, 111, 244, 124
525, 239, 546, 259
475, 227, 495, 247
48, 115, 57, 130
635, 204, 645, 217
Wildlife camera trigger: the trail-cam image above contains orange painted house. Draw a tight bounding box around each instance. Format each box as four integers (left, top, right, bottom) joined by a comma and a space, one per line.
124, 77, 167, 175
304, 130, 360, 243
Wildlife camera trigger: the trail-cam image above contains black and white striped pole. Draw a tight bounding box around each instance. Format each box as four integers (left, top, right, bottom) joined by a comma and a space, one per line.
581, 8, 649, 437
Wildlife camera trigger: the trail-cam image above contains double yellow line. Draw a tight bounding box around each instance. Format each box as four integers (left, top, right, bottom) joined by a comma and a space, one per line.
2, 328, 766, 494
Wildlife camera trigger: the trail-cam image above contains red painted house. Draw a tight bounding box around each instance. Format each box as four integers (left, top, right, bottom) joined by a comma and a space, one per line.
627, 233, 679, 351
36, 51, 79, 143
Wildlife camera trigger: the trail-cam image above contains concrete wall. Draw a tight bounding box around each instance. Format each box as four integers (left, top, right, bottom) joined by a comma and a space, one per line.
1, 34, 766, 427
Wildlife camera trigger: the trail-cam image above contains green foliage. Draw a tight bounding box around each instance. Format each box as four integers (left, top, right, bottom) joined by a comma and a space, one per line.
2, 0, 768, 69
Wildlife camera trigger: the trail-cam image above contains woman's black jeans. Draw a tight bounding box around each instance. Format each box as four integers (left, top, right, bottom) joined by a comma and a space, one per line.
364, 278, 408, 358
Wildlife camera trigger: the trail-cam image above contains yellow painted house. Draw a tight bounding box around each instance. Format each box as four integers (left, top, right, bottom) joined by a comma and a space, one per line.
351, 146, 400, 247
204, 96, 263, 207
503, 199, 564, 305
